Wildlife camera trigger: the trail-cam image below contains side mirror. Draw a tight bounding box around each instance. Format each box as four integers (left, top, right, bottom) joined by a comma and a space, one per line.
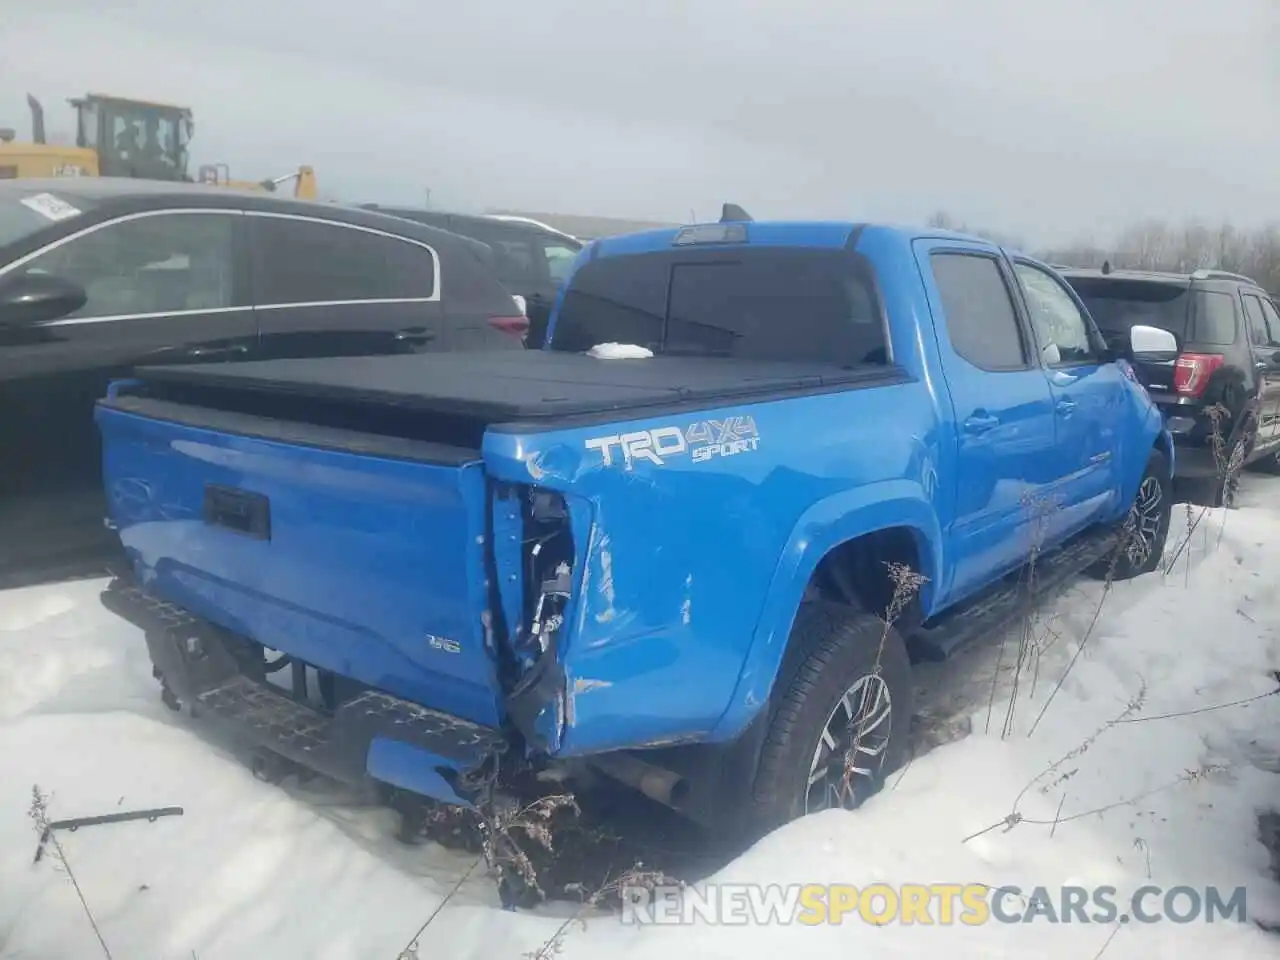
0, 272, 87, 326
1129, 324, 1178, 363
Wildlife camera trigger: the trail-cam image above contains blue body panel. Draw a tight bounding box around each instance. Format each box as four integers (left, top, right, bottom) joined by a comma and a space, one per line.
98, 405, 502, 729
97, 219, 1170, 782
483, 382, 945, 752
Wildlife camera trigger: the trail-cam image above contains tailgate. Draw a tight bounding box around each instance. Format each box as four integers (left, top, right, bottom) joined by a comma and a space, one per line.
95, 393, 503, 728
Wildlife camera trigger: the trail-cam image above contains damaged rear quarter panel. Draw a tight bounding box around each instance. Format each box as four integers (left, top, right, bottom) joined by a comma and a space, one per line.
482, 376, 940, 757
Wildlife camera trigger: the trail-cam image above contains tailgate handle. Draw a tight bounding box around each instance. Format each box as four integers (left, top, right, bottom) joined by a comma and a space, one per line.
203, 485, 271, 540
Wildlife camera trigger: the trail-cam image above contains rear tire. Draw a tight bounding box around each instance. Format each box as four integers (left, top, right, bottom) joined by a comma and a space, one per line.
1089, 448, 1172, 581
1213, 416, 1259, 507
747, 602, 912, 834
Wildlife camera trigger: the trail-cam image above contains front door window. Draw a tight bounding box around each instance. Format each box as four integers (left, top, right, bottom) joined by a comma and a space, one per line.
15, 212, 238, 319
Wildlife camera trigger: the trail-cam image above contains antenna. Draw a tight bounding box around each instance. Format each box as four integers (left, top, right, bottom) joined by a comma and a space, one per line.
720, 202, 753, 223
1101, 260, 1112, 275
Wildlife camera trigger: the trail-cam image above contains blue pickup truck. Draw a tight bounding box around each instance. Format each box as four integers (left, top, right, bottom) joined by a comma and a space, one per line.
96, 217, 1177, 837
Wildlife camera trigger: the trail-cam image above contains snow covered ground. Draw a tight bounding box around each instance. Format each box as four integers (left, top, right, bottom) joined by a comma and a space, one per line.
3, 479, 1280, 959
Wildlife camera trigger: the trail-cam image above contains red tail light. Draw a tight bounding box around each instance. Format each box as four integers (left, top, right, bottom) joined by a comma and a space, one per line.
488, 316, 530, 338
1173, 352, 1224, 397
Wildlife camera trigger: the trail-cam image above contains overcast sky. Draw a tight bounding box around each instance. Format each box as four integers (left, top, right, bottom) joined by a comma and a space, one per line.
3, 0, 1276, 245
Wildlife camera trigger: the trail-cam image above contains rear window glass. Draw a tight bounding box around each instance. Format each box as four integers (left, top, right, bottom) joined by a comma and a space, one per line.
0, 191, 95, 248
474, 236, 539, 285
1189, 290, 1237, 345
1064, 278, 1190, 343
549, 248, 886, 367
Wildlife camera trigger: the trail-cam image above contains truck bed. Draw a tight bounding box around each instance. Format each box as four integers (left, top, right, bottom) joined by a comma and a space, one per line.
127, 351, 901, 427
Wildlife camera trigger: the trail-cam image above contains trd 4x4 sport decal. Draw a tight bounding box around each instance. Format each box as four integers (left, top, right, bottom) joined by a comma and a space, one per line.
585, 416, 761, 469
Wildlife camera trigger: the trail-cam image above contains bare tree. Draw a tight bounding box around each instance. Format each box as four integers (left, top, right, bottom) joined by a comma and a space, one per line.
1038, 218, 1280, 294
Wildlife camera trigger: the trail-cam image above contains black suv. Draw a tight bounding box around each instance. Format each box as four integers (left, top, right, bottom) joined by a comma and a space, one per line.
1061, 266, 1280, 483
0, 179, 525, 581
360, 206, 583, 348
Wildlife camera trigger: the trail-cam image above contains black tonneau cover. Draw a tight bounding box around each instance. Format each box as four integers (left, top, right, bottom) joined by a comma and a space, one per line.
133, 351, 902, 424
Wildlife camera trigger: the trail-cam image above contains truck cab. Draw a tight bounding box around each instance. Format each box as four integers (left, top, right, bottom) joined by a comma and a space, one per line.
70, 93, 193, 181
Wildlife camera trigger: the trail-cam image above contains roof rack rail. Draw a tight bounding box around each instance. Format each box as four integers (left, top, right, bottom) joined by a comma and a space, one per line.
1191, 268, 1259, 285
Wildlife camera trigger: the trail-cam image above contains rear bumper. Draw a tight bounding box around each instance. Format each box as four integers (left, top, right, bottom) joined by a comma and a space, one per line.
101, 577, 505, 808
1164, 413, 1223, 480
1168, 441, 1221, 479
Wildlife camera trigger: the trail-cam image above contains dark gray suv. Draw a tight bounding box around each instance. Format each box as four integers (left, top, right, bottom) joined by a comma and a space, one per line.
1062, 266, 1280, 488
359, 206, 583, 349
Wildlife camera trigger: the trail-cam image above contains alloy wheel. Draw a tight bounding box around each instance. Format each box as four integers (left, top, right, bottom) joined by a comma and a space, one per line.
805, 673, 893, 813
1125, 475, 1164, 568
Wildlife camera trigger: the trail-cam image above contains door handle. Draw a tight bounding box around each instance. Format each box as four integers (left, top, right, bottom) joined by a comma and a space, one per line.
963, 412, 999, 434
1055, 398, 1076, 416
394, 327, 437, 345
186, 343, 249, 358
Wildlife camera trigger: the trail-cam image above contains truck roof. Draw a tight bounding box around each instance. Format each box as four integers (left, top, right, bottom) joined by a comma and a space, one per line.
1058, 267, 1192, 287
584, 220, 1009, 258
1059, 266, 1265, 290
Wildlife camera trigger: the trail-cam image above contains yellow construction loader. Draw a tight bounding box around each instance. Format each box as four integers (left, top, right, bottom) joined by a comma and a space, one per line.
195, 162, 318, 201
0, 92, 317, 199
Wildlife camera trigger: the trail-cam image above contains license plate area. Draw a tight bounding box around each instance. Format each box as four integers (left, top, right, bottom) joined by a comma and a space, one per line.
202, 484, 271, 540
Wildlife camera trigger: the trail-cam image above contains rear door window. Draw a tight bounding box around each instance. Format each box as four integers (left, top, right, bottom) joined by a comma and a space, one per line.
550, 248, 886, 366
1243, 294, 1268, 345
250, 216, 436, 305
1261, 299, 1280, 346
929, 253, 1027, 370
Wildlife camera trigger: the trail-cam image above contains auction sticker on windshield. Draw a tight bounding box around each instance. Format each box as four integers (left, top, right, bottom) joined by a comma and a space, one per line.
20, 192, 82, 222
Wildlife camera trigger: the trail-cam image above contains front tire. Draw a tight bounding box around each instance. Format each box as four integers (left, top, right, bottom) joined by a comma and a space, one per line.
748, 602, 913, 833
1091, 448, 1172, 581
